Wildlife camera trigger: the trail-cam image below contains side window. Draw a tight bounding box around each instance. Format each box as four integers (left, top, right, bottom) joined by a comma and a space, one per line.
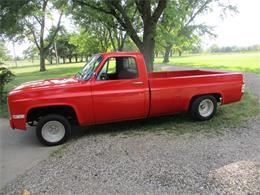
97, 57, 138, 80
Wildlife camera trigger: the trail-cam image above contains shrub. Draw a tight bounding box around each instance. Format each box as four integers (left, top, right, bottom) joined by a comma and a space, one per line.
0, 67, 15, 106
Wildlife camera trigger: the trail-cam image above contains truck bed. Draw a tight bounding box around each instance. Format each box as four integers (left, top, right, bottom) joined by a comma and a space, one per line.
148, 70, 227, 79
148, 70, 243, 117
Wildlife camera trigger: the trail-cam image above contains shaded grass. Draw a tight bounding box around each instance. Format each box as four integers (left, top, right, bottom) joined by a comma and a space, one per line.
154, 52, 260, 73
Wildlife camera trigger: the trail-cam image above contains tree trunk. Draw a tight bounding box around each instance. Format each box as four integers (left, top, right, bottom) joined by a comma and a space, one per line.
170, 49, 173, 57
12, 40, 17, 67
69, 57, 72, 63
178, 50, 182, 56
54, 41, 59, 64
142, 26, 155, 72
39, 50, 46, 71
142, 41, 155, 72
75, 55, 78, 63
163, 45, 172, 63
63, 58, 65, 64
80, 55, 83, 62
50, 56, 53, 65
0, 86, 3, 108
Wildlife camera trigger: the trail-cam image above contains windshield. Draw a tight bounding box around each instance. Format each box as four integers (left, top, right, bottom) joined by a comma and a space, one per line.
76, 54, 102, 80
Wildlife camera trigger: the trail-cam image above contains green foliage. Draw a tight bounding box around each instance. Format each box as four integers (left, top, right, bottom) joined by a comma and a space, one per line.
69, 32, 94, 55
23, 45, 38, 61
56, 34, 76, 62
0, 42, 10, 62
156, 0, 236, 62
0, 67, 15, 106
0, 67, 15, 87
209, 44, 260, 53
0, 0, 35, 39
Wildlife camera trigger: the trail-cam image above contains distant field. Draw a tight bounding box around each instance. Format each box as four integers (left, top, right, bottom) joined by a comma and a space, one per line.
5, 62, 85, 91
154, 52, 260, 73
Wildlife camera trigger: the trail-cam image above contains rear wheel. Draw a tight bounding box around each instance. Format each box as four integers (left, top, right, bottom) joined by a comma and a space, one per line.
36, 114, 71, 146
190, 95, 217, 121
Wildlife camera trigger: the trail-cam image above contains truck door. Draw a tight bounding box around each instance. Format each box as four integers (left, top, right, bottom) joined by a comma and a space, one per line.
91, 56, 148, 123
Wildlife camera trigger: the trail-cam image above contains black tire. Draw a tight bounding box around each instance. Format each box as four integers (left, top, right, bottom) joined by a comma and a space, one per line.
190, 95, 217, 121
36, 114, 71, 146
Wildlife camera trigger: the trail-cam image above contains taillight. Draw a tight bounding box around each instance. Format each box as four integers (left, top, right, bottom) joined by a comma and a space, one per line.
241, 75, 245, 93
241, 83, 245, 93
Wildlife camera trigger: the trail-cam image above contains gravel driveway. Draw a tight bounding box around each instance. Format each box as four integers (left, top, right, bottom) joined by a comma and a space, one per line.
1, 66, 259, 194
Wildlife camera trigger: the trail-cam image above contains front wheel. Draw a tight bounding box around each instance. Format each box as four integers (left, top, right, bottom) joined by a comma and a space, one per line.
36, 114, 71, 146
190, 95, 217, 121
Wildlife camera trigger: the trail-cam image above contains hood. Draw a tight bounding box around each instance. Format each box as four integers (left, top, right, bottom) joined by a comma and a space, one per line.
12, 77, 79, 92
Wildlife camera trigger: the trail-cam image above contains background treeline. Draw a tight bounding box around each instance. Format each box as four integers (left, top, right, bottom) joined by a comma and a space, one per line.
208, 44, 260, 53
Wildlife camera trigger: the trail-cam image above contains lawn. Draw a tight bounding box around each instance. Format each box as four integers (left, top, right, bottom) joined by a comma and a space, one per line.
154, 52, 260, 73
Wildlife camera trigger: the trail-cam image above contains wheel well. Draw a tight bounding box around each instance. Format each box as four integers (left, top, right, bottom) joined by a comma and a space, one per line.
189, 93, 222, 110
27, 105, 78, 124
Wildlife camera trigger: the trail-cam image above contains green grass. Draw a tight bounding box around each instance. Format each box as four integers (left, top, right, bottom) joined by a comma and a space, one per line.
154, 52, 260, 73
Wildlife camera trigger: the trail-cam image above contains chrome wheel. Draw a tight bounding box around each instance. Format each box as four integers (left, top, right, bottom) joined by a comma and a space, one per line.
41, 121, 65, 143
198, 99, 214, 117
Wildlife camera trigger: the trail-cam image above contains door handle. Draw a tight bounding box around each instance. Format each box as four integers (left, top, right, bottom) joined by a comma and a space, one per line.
132, 81, 144, 85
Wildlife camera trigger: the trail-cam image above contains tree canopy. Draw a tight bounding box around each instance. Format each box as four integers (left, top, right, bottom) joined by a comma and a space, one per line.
1, 0, 237, 71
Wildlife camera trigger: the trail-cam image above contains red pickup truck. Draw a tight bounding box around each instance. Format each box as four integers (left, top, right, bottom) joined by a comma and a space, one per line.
8, 52, 244, 145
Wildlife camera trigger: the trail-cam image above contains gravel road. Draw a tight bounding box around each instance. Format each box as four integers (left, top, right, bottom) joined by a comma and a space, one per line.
1, 66, 259, 194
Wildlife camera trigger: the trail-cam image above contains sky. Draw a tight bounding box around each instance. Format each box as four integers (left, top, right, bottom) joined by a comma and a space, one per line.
199, 0, 260, 48
6, 0, 260, 57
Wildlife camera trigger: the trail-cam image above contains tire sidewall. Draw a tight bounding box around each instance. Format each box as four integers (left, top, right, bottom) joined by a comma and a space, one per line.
191, 95, 217, 121
36, 114, 71, 146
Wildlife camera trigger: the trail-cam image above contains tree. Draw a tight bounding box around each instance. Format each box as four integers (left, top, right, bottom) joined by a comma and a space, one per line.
0, 67, 15, 107
24, 0, 64, 71
157, 0, 236, 63
0, 0, 31, 66
0, 0, 31, 38
71, 4, 128, 52
23, 46, 38, 63
0, 42, 10, 63
69, 29, 109, 62
73, 0, 167, 71
0, 0, 65, 71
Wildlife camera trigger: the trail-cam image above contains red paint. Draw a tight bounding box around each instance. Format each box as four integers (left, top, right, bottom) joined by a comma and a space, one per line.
8, 52, 244, 130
